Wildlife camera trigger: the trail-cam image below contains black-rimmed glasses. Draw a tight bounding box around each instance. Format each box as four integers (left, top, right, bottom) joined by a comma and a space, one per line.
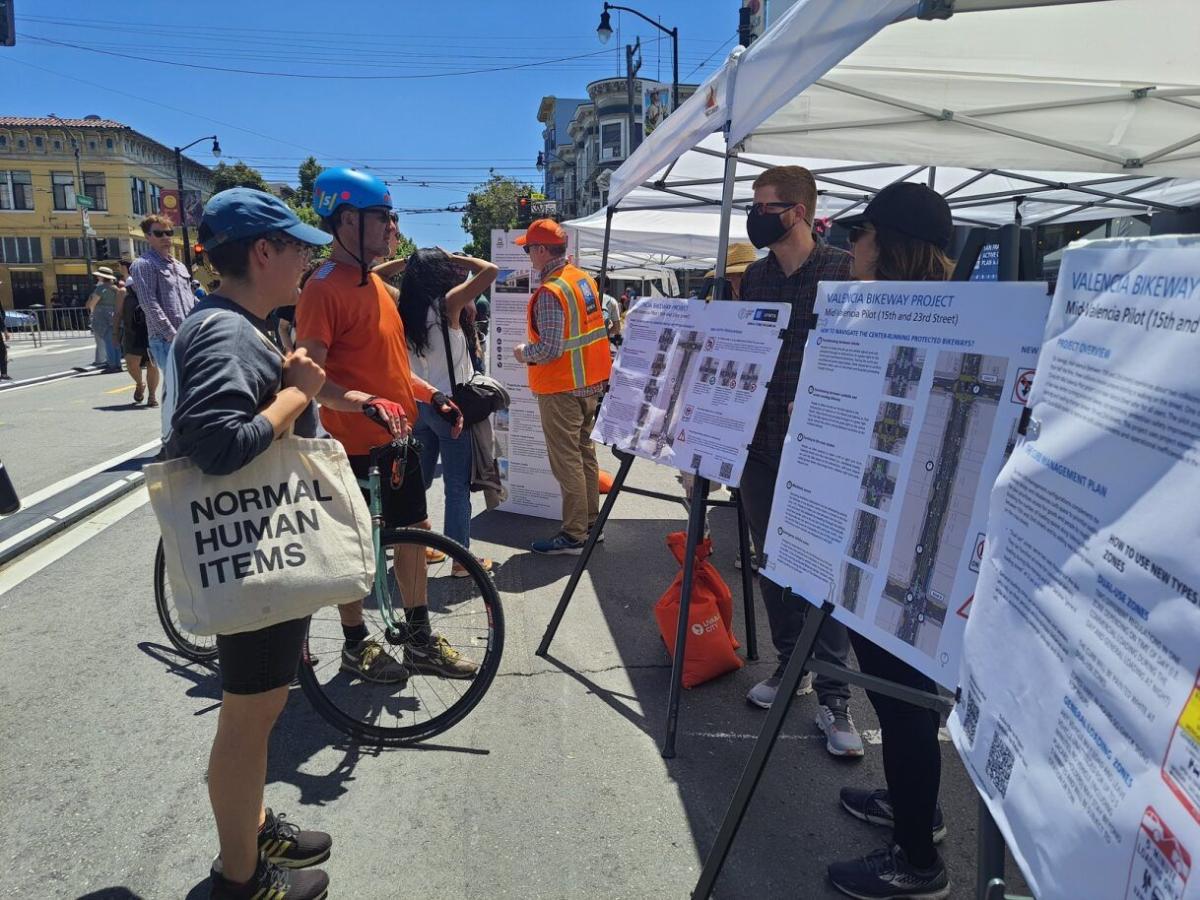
747, 202, 795, 216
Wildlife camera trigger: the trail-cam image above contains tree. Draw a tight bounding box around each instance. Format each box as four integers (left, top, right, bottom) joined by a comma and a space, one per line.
211, 160, 270, 193
296, 156, 324, 209
460, 174, 535, 260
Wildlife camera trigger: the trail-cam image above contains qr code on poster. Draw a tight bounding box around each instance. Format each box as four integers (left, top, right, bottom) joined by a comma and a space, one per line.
719, 461, 733, 480
961, 690, 981, 746
691, 453, 702, 470
985, 732, 1015, 799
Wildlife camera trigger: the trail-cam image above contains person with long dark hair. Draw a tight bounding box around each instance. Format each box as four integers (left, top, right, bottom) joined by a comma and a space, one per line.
398, 247, 498, 575
827, 182, 955, 900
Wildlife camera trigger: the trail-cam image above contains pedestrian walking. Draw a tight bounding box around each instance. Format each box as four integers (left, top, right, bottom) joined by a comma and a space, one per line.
511, 219, 612, 554
166, 188, 335, 899
85, 266, 122, 371
128, 214, 196, 373
397, 247, 498, 575
825, 182, 956, 900
737, 167, 864, 758
0, 313, 10, 381
115, 263, 158, 406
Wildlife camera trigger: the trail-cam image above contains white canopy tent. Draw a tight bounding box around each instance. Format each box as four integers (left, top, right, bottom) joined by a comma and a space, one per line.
564, 133, 1200, 264
580, 0, 1200, 284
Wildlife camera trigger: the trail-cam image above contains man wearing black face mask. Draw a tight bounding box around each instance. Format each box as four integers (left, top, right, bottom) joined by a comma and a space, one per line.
737, 166, 864, 759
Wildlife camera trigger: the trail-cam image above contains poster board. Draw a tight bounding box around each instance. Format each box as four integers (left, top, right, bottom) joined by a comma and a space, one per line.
643, 82, 673, 138
591, 297, 789, 487
759, 280, 1050, 688
487, 228, 561, 520
950, 236, 1200, 900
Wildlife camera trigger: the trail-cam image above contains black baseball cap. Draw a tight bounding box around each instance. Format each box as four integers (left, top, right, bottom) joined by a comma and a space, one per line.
840, 182, 953, 250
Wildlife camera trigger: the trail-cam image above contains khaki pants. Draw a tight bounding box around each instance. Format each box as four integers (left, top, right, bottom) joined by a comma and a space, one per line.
536, 391, 601, 542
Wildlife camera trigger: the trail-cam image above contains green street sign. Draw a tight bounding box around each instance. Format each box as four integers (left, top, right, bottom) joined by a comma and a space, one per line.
75, 194, 95, 209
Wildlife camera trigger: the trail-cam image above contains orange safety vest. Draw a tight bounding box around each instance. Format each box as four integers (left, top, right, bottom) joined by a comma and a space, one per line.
526, 263, 613, 395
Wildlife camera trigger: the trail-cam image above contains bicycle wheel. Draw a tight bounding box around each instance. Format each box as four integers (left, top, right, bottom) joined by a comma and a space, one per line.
154, 538, 219, 663
298, 528, 503, 746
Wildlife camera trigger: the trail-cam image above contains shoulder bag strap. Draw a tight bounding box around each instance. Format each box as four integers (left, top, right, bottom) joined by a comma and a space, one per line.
438, 300, 463, 391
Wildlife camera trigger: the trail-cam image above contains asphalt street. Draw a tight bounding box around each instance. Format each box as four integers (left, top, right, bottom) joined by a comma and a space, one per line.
3, 335, 99, 383
0, 363, 161, 498
0, 353, 1031, 899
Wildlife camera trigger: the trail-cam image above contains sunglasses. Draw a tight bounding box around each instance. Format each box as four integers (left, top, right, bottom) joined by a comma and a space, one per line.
267, 235, 317, 263
365, 208, 399, 225
151, 229, 175, 238
847, 225, 873, 244
748, 202, 795, 216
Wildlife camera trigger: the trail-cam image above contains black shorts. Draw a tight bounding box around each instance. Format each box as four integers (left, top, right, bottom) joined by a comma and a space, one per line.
349, 448, 427, 529
216, 616, 309, 695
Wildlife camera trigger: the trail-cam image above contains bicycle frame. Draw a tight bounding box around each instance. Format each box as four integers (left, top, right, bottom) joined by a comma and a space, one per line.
360, 439, 409, 634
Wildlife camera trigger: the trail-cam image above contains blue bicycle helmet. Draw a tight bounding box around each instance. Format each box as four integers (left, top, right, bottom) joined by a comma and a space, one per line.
312, 167, 391, 218
311, 167, 394, 284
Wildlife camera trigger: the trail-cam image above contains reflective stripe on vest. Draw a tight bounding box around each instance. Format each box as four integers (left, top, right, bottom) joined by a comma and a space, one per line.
545, 275, 608, 387
526, 265, 612, 395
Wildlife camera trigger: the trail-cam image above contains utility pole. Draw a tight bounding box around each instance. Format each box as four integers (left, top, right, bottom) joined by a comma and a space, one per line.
626, 37, 642, 156
71, 137, 92, 281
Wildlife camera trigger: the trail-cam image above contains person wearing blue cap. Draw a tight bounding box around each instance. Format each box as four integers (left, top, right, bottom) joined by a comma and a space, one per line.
163, 187, 337, 900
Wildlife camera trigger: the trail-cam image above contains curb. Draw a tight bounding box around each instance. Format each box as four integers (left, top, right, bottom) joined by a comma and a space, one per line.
0, 470, 146, 568
0, 364, 104, 392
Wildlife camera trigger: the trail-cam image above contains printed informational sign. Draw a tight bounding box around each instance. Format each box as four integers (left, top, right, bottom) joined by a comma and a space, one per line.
970, 243, 1000, 281
592, 297, 789, 487
950, 236, 1200, 900
488, 229, 561, 521
760, 280, 1050, 687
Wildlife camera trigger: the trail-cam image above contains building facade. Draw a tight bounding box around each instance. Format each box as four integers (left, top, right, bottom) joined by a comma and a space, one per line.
0, 115, 214, 310
538, 78, 696, 222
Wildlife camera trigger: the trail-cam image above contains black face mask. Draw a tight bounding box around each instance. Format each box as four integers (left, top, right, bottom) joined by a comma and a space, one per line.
746, 208, 792, 249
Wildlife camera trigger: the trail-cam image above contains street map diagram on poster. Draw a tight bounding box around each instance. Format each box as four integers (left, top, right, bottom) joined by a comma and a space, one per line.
487, 228, 561, 521
949, 236, 1200, 900
592, 297, 789, 487
760, 280, 1050, 688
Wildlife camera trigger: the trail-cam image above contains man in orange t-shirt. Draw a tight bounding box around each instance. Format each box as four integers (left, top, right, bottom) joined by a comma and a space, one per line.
296, 167, 475, 681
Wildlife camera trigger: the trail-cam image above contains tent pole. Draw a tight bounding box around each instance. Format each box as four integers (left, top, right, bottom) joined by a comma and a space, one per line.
710, 149, 740, 301
598, 206, 616, 300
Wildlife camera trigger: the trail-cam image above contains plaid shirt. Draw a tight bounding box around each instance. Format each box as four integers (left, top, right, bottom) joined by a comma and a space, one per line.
740, 239, 852, 460
129, 248, 195, 342
525, 256, 606, 398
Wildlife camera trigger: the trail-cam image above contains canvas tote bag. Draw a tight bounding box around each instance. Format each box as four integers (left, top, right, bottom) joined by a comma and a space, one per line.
145, 310, 375, 636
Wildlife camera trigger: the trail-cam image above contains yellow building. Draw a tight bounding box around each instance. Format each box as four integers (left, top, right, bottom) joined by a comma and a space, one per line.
0, 115, 214, 311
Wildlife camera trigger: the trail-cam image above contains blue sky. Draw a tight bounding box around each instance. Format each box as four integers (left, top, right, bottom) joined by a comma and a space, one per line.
4, 1, 738, 249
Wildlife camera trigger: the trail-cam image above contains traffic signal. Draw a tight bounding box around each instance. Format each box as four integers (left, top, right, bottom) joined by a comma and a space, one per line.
0, 1, 14, 47
516, 195, 532, 227
94, 238, 109, 258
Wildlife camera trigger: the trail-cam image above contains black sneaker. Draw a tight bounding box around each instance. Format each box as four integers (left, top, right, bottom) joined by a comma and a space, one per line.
210, 855, 329, 899
258, 808, 332, 868
840, 787, 947, 844
827, 845, 950, 900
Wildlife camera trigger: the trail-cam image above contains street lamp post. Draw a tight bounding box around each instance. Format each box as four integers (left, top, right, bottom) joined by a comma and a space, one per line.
174, 135, 221, 270
70, 137, 92, 282
597, 2, 679, 111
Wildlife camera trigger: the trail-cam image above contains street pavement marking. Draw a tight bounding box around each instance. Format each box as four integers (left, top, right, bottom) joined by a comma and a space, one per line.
17, 439, 160, 510
0, 488, 149, 596
686, 728, 953, 744
106, 384, 136, 394
0, 368, 102, 393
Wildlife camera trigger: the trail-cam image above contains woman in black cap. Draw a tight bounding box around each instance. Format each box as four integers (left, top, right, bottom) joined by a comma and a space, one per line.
826, 181, 955, 900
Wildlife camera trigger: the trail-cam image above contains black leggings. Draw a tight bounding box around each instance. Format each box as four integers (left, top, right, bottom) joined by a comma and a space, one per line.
849, 633, 942, 866
0, 338, 7, 376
